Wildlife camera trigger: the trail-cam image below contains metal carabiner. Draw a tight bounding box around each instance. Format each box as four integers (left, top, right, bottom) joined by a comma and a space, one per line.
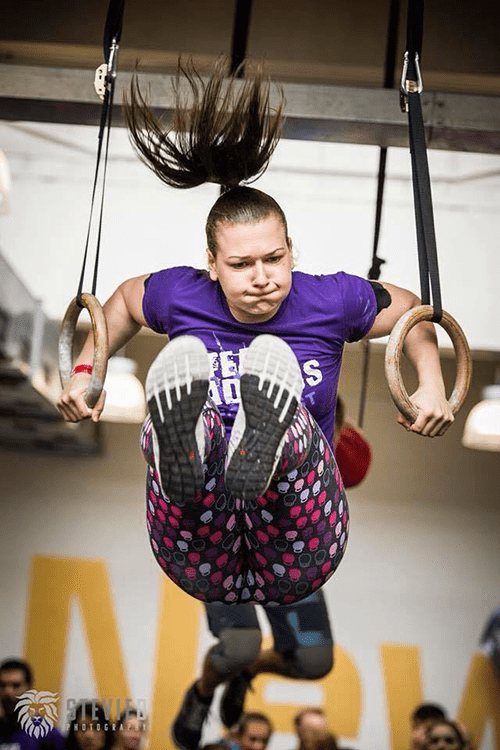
400, 51, 423, 113
93, 37, 120, 100
107, 38, 119, 82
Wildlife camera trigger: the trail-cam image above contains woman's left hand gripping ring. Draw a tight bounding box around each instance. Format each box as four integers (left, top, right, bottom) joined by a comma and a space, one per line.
59, 293, 109, 408
385, 305, 472, 423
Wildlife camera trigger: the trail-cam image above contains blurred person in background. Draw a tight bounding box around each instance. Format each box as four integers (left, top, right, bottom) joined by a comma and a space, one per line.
65, 702, 114, 750
410, 704, 447, 750
425, 720, 465, 750
0, 658, 65, 750
111, 710, 147, 750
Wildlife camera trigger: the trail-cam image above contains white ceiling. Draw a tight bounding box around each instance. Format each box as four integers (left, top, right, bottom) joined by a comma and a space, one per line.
0, 119, 499, 351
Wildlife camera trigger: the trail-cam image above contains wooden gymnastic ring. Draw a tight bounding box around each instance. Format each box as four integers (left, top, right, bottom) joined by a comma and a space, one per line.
59, 293, 109, 409
385, 305, 472, 423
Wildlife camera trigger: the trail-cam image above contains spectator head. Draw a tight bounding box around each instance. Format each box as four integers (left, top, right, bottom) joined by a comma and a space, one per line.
235, 712, 273, 750
426, 720, 465, 750
0, 659, 33, 716
412, 705, 447, 725
294, 708, 329, 750
66, 702, 114, 750
411, 704, 447, 750
115, 709, 147, 750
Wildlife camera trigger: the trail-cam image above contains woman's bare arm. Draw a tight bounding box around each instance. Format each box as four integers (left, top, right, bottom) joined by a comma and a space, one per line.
365, 282, 453, 437
57, 274, 151, 423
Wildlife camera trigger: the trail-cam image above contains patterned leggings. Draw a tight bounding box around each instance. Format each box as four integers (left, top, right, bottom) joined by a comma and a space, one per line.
141, 401, 348, 606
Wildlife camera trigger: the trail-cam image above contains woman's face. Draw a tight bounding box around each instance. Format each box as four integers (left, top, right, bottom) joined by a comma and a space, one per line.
208, 213, 293, 323
74, 716, 106, 750
426, 724, 461, 750
119, 716, 145, 750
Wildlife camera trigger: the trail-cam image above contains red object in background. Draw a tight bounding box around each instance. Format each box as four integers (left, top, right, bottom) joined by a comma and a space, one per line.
335, 424, 372, 488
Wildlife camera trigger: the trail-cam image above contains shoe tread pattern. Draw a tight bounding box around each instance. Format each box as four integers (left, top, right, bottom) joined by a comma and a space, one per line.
225, 372, 298, 501
148, 380, 207, 501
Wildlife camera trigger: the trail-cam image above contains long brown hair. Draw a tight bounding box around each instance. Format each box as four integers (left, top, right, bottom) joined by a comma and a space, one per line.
124, 58, 285, 191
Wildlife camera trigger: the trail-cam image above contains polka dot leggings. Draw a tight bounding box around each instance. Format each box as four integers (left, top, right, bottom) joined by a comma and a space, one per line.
141, 401, 348, 606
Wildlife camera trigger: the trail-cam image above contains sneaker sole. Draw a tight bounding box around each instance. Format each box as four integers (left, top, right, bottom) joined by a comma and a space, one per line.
226, 335, 303, 501
145, 336, 210, 501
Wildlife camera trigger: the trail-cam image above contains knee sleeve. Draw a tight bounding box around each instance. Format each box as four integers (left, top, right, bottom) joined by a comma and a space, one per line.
283, 644, 334, 680
208, 627, 262, 676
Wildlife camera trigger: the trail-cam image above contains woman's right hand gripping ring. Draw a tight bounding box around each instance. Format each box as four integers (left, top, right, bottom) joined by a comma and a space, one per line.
59, 293, 109, 409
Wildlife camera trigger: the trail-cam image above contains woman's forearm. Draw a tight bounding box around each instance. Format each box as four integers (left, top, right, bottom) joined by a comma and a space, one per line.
402, 321, 446, 392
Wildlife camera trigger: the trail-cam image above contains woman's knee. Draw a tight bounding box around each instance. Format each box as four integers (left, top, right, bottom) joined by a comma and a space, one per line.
208, 627, 262, 675
283, 643, 334, 679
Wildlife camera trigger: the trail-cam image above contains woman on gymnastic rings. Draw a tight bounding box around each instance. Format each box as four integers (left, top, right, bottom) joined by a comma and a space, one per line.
57, 60, 454, 606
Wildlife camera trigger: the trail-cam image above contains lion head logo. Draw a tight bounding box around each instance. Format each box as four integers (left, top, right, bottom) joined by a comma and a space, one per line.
15, 690, 59, 738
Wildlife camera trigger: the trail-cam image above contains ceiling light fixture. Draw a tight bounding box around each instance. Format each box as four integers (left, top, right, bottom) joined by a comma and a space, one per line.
462, 366, 500, 452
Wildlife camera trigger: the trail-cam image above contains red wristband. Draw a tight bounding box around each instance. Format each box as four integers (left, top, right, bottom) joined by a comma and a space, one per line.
72, 364, 93, 376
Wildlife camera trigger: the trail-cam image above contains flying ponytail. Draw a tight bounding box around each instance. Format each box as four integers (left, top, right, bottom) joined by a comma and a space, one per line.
124, 58, 285, 190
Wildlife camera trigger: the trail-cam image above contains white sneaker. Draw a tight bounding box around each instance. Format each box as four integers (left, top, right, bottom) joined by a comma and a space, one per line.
225, 335, 303, 501
145, 336, 210, 501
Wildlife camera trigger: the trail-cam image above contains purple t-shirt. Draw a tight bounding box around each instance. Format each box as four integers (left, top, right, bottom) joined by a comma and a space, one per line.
143, 267, 377, 445
0, 727, 65, 750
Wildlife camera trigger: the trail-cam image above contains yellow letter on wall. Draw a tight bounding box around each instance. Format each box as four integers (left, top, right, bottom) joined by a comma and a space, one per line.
24, 555, 129, 703
457, 652, 500, 749
149, 576, 203, 750
380, 644, 423, 750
